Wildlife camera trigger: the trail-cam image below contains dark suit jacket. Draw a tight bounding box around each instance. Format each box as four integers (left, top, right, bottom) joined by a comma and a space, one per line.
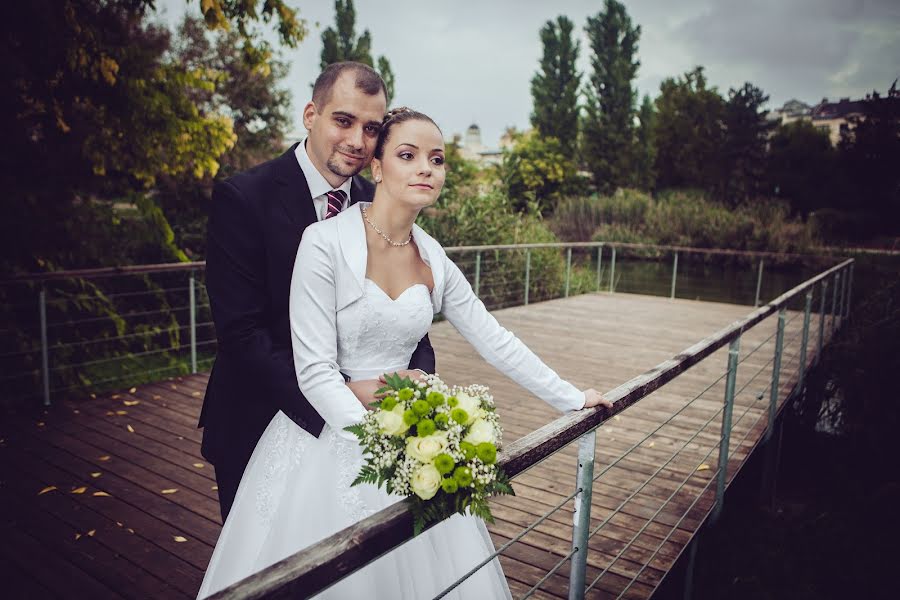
199, 144, 435, 470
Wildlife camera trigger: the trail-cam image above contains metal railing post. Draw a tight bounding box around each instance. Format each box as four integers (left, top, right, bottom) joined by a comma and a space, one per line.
683, 538, 699, 600
844, 263, 854, 318
524, 249, 531, 306
799, 291, 813, 387
670, 252, 679, 299
711, 337, 740, 524
39, 287, 50, 406
761, 309, 786, 508
595, 246, 603, 292
754, 259, 765, 307
190, 271, 198, 374
831, 272, 840, 337
817, 280, 827, 365
609, 247, 616, 293
568, 430, 596, 600
474, 250, 482, 298
564, 247, 572, 298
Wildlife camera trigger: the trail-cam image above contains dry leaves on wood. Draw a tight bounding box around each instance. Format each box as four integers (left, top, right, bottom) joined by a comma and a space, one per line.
90, 472, 102, 478
71, 486, 87, 494
173, 536, 188, 543
123, 400, 140, 406
193, 463, 204, 468
160, 488, 178, 495
696, 464, 710, 472
98, 455, 110, 461
38, 486, 57, 495
93, 491, 111, 497
126, 424, 135, 433
129, 387, 137, 393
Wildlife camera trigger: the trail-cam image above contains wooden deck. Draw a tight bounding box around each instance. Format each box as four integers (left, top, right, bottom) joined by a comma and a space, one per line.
0, 292, 831, 599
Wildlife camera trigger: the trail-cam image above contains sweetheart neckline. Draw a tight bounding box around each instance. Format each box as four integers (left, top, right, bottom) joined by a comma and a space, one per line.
364, 278, 430, 302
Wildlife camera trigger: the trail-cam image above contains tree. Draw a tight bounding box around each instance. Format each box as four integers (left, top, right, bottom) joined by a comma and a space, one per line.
716, 82, 773, 205
498, 130, 581, 214
765, 120, 835, 217
582, 0, 641, 194
633, 94, 657, 191
320, 0, 395, 104
530, 16, 581, 159
653, 66, 725, 191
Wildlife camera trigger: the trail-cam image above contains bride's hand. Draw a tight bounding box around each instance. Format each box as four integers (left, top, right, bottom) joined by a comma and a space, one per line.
583, 389, 613, 410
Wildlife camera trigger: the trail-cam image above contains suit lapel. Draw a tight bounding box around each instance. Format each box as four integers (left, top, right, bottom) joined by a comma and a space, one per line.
274, 143, 318, 228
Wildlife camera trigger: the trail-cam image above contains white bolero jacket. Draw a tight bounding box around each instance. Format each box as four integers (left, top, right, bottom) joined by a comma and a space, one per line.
289, 202, 586, 438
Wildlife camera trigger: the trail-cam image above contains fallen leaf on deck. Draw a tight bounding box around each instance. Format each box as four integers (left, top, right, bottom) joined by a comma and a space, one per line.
127, 528, 135, 534
87, 529, 96, 537
160, 488, 178, 494
173, 536, 187, 543
648, 442, 655, 448
116, 521, 123, 527
72, 410, 80, 414
123, 400, 140, 406
75, 533, 82, 540
152, 395, 161, 400
71, 487, 87, 494
111, 394, 121, 399
93, 491, 110, 497
115, 410, 127, 415
129, 387, 137, 393
126, 424, 135, 433
191, 391, 201, 397
37, 421, 45, 427
90, 472, 102, 478
38, 486, 57, 495
98, 455, 110, 461
90, 393, 96, 399
211, 485, 218, 491
170, 384, 177, 390
614, 415, 621, 421
193, 463, 204, 468
106, 411, 115, 416
696, 464, 710, 472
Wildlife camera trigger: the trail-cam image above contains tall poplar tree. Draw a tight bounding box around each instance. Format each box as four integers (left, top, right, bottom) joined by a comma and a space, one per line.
582, 0, 641, 194
530, 16, 581, 159
320, 0, 395, 104
633, 94, 657, 190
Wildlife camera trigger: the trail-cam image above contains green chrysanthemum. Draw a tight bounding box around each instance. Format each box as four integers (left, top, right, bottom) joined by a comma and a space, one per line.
403, 409, 419, 426
459, 441, 476, 461
433, 453, 455, 474
441, 478, 459, 494
398, 388, 414, 402
426, 391, 445, 408
447, 396, 458, 407
453, 466, 473, 487
476, 442, 497, 464
450, 408, 469, 424
412, 399, 431, 416
434, 413, 450, 429
417, 418, 436, 437
380, 396, 398, 411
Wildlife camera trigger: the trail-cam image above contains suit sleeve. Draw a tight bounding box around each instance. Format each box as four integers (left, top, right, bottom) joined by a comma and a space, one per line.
438, 251, 585, 412
205, 180, 319, 427
290, 226, 368, 439
408, 334, 436, 374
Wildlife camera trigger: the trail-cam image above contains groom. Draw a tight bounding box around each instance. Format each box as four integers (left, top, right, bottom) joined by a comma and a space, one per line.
199, 62, 435, 521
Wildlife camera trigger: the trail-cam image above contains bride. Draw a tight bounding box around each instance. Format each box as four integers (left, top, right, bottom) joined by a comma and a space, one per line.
197, 108, 611, 599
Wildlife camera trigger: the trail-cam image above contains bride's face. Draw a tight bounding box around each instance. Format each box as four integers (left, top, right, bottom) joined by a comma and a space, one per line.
372, 119, 445, 209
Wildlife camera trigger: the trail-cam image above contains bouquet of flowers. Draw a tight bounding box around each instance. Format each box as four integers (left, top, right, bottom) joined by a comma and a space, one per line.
345, 372, 514, 534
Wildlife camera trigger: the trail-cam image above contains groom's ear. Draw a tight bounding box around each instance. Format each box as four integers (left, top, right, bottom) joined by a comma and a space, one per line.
302, 101, 318, 130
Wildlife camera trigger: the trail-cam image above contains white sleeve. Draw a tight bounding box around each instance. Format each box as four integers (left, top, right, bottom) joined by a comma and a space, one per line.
438, 252, 586, 412
289, 227, 367, 438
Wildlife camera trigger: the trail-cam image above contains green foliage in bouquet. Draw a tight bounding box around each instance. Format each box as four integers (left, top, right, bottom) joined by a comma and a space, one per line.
345, 373, 514, 535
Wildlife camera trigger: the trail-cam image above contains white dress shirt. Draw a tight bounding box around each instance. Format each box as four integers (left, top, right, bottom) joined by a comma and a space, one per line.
288, 202, 587, 437
294, 138, 352, 221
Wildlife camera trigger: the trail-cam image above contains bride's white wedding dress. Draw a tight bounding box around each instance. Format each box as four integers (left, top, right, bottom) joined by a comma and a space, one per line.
199, 204, 587, 599
197, 279, 511, 599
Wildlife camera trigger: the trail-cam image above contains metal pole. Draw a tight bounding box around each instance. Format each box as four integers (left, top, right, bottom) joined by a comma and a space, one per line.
474, 251, 482, 298
844, 262, 854, 318
837, 268, 847, 330
799, 291, 812, 387
754, 259, 765, 307
711, 337, 740, 524
609, 247, 616, 293
524, 249, 531, 306
568, 430, 596, 600
39, 287, 50, 407
596, 246, 603, 292
817, 280, 827, 365
564, 247, 572, 298
683, 538, 699, 600
761, 309, 786, 508
670, 252, 679, 299
189, 271, 198, 374
830, 272, 840, 337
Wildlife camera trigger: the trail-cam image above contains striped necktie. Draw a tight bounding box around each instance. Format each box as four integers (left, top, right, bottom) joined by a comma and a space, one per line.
324, 189, 347, 219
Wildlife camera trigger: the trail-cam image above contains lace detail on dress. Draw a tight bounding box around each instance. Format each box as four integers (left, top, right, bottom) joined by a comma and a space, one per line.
255, 413, 310, 523
326, 426, 377, 522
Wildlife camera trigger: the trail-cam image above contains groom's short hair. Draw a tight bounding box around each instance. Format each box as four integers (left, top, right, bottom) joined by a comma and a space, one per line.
312, 62, 386, 108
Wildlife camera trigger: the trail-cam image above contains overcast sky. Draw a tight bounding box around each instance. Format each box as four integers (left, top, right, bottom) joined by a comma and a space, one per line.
158, 0, 900, 148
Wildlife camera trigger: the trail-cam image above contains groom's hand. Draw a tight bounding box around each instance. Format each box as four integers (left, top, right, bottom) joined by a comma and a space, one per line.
346, 379, 383, 410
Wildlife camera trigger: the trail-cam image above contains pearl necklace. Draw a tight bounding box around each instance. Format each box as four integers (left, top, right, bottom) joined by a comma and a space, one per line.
361, 205, 412, 247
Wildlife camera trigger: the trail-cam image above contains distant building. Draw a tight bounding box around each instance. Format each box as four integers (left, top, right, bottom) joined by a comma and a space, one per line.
455, 124, 504, 166
809, 97, 867, 145
768, 99, 812, 125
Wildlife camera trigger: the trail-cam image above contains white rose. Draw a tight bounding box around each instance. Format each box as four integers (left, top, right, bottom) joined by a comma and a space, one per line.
463, 418, 496, 446
375, 404, 408, 436
409, 463, 442, 500
406, 432, 449, 463
454, 392, 482, 424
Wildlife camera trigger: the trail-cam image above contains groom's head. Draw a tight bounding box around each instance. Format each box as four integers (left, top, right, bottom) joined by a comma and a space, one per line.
303, 62, 387, 187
